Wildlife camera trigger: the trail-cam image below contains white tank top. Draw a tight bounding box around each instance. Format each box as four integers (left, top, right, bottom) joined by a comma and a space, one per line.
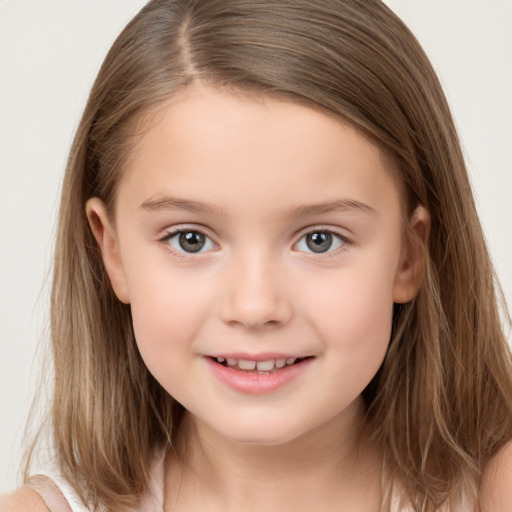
28, 451, 166, 512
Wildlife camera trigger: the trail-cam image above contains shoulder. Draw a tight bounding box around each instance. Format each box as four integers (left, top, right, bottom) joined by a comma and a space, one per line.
478, 440, 512, 512
0, 487, 49, 512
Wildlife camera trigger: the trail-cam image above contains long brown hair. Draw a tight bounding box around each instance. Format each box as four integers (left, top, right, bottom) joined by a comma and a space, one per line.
24, 1, 512, 510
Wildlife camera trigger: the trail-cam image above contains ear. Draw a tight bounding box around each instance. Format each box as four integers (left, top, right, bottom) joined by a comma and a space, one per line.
86, 198, 130, 304
393, 205, 431, 304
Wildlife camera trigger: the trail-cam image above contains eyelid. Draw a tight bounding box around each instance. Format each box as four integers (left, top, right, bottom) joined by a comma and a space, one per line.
293, 227, 351, 256
157, 224, 351, 259
159, 225, 219, 257
159, 221, 217, 238
296, 224, 351, 240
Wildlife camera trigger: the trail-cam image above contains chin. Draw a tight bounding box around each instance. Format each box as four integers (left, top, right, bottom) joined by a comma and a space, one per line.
227, 432, 297, 446
208, 416, 312, 447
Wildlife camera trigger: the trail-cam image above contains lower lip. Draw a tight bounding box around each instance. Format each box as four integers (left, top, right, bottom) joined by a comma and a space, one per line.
205, 357, 313, 394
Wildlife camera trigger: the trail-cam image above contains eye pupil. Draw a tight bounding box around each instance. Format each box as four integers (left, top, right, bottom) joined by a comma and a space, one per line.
306, 232, 332, 253
179, 231, 205, 252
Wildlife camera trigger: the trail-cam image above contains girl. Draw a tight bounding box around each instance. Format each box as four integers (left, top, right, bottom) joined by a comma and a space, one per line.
2, 1, 512, 511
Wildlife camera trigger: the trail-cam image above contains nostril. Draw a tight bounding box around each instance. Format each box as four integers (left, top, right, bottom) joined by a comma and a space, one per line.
218, 280, 294, 330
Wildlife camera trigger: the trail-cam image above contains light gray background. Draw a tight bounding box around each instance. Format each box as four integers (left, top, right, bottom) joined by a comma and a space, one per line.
1, 0, 511, 493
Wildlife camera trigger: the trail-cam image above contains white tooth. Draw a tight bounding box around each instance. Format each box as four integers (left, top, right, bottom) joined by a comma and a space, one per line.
286, 357, 297, 365
226, 358, 238, 366
238, 359, 257, 370
216, 357, 225, 363
256, 360, 275, 371
275, 358, 287, 368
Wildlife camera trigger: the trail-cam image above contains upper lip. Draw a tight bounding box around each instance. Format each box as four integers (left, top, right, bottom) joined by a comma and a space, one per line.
206, 352, 311, 361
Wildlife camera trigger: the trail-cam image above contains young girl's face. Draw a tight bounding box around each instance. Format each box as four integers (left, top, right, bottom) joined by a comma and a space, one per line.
89, 84, 425, 446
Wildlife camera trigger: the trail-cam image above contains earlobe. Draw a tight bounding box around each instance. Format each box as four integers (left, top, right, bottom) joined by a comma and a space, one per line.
86, 198, 130, 304
392, 205, 431, 304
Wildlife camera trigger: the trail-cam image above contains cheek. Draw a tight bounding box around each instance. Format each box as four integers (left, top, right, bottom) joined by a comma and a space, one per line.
309, 256, 395, 330
305, 258, 397, 379
331, 289, 392, 375
123, 258, 216, 378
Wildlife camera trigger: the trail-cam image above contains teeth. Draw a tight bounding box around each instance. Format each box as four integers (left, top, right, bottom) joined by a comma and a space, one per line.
216, 356, 304, 370
238, 359, 257, 370
256, 360, 275, 371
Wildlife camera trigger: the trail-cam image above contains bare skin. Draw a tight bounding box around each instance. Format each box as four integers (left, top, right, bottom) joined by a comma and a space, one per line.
0, 488, 49, 512
4, 86, 512, 512
163, 401, 382, 512
5, 447, 512, 512
89, 84, 421, 510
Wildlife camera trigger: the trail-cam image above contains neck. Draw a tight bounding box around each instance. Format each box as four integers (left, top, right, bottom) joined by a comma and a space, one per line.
164, 397, 382, 512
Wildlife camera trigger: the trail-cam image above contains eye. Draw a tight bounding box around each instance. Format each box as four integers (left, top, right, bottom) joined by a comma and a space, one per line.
295, 230, 347, 254
164, 229, 216, 254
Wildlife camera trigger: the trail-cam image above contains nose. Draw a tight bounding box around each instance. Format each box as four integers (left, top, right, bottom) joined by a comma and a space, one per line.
219, 252, 293, 331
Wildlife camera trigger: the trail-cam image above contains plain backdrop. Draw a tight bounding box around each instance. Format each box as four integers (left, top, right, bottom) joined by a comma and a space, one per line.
1, 0, 511, 493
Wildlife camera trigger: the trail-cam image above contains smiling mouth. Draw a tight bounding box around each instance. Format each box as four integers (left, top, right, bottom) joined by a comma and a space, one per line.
209, 356, 312, 374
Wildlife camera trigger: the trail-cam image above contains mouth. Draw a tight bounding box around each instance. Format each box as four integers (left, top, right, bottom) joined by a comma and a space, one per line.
208, 355, 313, 374
206, 354, 315, 394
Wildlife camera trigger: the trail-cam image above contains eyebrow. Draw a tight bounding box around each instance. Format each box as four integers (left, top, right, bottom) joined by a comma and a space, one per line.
288, 199, 376, 217
139, 197, 376, 218
140, 197, 228, 216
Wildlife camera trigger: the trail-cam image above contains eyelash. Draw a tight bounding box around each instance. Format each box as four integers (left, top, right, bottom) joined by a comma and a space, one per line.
295, 228, 349, 257
159, 227, 350, 259
160, 228, 218, 259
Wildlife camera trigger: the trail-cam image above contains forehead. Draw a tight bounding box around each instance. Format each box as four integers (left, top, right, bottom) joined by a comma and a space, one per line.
116, 84, 402, 222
